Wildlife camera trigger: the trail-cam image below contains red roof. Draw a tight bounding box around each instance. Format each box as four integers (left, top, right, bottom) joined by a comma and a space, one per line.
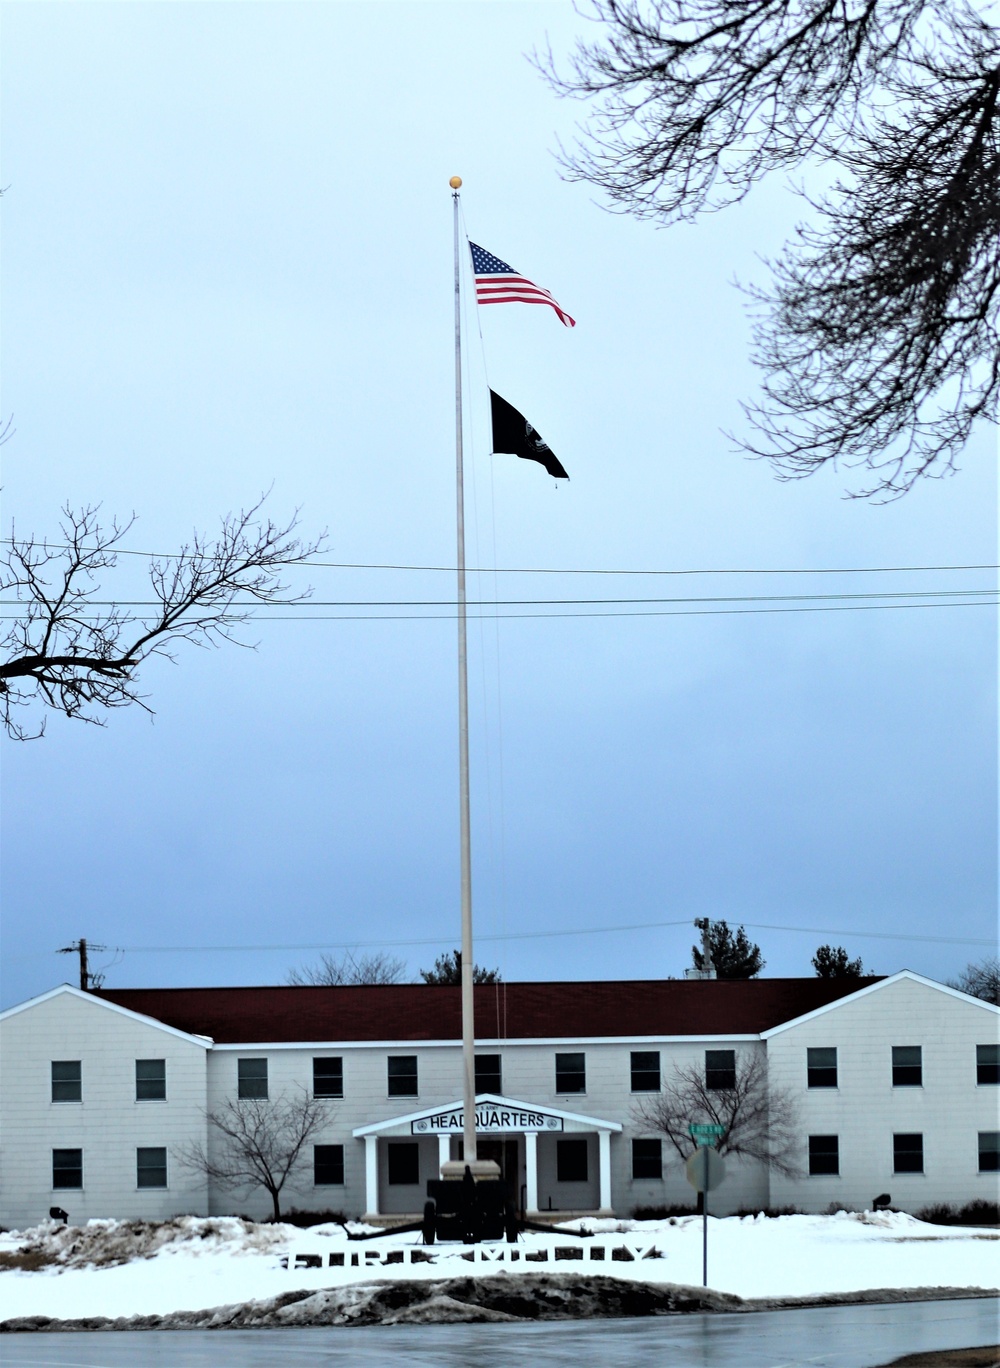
95, 978, 881, 1043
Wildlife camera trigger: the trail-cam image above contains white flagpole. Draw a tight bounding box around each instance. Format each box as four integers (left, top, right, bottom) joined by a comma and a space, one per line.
450, 175, 477, 1169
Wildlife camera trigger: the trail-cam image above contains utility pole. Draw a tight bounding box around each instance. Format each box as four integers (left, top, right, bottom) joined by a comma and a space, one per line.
57, 939, 106, 991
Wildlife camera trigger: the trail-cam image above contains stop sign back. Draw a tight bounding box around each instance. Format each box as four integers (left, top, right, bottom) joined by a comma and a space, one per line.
685, 1145, 726, 1192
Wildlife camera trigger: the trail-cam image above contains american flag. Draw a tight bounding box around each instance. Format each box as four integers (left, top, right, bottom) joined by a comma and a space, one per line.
469, 242, 576, 328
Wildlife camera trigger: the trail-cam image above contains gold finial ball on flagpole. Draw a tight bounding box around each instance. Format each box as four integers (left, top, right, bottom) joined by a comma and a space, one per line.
449, 176, 463, 189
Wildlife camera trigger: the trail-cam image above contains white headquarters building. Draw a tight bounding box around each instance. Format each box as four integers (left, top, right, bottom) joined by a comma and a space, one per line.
1, 970, 996, 1229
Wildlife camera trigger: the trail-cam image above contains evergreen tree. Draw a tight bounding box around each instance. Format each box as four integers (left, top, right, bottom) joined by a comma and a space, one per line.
692, 918, 764, 979
419, 950, 501, 986
812, 945, 865, 978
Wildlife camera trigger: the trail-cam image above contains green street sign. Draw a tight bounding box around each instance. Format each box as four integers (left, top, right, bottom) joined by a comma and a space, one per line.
689, 1123, 726, 1144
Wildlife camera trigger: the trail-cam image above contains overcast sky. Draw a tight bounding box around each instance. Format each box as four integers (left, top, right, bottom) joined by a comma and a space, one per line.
2, 2, 996, 1008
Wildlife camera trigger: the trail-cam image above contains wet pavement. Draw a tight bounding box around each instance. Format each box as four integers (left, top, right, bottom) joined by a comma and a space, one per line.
2, 1296, 997, 1366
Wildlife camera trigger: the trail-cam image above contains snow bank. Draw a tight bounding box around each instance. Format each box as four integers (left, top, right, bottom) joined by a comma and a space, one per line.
0, 1211, 994, 1325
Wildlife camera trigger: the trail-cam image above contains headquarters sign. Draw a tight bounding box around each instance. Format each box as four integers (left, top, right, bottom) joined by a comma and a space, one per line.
412, 1106, 564, 1135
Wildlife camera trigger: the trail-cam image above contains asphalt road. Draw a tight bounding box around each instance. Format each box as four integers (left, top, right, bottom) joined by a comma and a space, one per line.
2, 1296, 998, 1366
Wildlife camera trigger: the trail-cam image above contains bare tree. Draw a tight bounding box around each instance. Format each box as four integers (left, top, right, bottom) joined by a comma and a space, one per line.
635, 1052, 800, 1176
176, 1091, 331, 1222
948, 955, 1000, 1005
543, 1, 999, 497
0, 496, 324, 739
287, 949, 407, 986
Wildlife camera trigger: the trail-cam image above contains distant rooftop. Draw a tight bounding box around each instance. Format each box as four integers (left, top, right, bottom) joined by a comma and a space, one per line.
95, 977, 883, 1043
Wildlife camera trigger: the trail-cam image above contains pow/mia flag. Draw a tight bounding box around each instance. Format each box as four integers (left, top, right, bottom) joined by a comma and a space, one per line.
490, 389, 569, 480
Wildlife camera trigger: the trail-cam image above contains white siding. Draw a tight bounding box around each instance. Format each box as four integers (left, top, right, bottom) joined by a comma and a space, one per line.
3, 974, 995, 1224
766, 976, 1000, 1214
0, 990, 209, 1229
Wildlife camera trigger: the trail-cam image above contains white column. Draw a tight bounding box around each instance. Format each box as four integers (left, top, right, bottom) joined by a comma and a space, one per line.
525, 1131, 538, 1214
598, 1130, 613, 1213
365, 1135, 379, 1217
438, 1134, 451, 1174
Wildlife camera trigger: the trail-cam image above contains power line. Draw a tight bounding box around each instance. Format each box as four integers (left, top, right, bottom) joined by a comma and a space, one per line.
112, 918, 995, 954
6, 599, 992, 623
2, 537, 995, 577
3, 588, 995, 608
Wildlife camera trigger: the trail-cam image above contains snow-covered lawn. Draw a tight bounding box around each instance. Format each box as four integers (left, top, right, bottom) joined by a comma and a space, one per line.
0, 1212, 995, 1323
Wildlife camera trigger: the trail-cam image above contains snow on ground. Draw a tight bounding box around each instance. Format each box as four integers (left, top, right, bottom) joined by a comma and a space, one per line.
0, 1212, 995, 1323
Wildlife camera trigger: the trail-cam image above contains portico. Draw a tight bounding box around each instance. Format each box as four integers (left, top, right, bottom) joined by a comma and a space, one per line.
353, 1094, 621, 1221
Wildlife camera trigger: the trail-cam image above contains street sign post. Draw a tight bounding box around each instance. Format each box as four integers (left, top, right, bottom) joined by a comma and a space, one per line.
685, 1142, 726, 1287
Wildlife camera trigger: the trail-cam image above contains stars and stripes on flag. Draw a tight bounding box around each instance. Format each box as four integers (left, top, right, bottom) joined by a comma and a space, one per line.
469, 242, 576, 327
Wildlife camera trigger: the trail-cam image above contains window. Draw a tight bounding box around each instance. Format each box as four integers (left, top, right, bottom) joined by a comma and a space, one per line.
978, 1132, 1000, 1173
313, 1057, 343, 1098
892, 1046, 922, 1087
630, 1051, 660, 1093
135, 1059, 166, 1101
52, 1149, 83, 1189
387, 1056, 418, 1097
808, 1135, 840, 1176
893, 1132, 924, 1174
136, 1147, 167, 1189
314, 1144, 345, 1185
387, 1142, 420, 1185
807, 1048, 838, 1089
51, 1061, 81, 1103
475, 1055, 502, 1094
237, 1058, 268, 1099
555, 1052, 586, 1094
977, 1044, 1000, 1086
705, 1050, 736, 1091
631, 1138, 662, 1179
556, 1138, 589, 1183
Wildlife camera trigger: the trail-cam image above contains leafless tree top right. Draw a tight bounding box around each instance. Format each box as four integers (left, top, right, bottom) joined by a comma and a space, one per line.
544, 1, 999, 498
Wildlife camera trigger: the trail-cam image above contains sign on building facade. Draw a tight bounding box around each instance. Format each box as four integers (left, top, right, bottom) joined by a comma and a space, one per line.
412, 1105, 564, 1135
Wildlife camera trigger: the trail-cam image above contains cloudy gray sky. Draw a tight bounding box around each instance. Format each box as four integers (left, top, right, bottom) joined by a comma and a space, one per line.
2, 1, 996, 1007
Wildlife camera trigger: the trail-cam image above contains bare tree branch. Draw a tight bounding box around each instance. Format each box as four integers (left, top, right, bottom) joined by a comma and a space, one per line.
286, 950, 407, 986
635, 1052, 801, 1176
948, 955, 1000, 1004
543, 0, 938, 221
541, 0, 999, 497
175, 1091, 332, 1222
0, 496, 325, 739
739, 31, 1000, 497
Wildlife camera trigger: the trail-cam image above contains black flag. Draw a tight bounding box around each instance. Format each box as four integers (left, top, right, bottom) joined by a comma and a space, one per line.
490, 389, 568, 480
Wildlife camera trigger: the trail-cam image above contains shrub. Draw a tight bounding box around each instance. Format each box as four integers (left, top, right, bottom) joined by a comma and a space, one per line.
917, 1200, 1000, 1227
734, 1205, 803, 1219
